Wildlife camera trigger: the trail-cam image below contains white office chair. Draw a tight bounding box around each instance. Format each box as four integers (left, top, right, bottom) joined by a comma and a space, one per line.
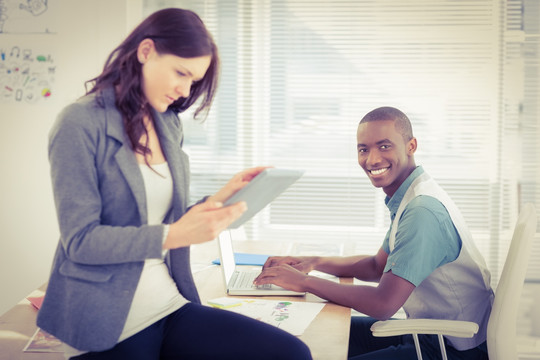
370, 203, 537, 360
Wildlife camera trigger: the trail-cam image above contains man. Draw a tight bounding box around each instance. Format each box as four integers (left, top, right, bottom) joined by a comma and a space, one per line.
255, 106, 493, 359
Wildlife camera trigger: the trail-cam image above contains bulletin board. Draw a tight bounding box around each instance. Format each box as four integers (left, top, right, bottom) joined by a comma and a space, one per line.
0, 0, 55, 104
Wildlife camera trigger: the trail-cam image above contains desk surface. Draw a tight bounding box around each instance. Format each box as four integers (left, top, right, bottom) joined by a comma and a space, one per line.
0, 241, 352, 360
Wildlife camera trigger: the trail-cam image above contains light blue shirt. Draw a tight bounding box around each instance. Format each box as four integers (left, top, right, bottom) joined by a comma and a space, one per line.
382, 166, 461, 287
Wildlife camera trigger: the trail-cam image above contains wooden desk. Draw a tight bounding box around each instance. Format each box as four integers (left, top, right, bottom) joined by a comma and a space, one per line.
191, 241, 353, 360
0, 290, 58, 360
0, 241, 352, 360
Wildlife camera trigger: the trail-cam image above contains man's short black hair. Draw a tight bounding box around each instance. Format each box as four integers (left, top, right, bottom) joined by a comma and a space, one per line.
359, 106, 414, 141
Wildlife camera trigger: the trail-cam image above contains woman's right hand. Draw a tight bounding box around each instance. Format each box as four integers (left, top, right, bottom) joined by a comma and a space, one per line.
163, 200, 247, 249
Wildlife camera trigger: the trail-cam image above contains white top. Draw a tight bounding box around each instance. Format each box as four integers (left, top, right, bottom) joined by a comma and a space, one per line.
64, 162, 188, 357
389, 171, 493, 350
119, 163, 188, 340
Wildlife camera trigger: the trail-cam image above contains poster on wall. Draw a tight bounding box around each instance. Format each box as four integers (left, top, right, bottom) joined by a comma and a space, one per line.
0, 0, 55, 104
0, 0, 54, 34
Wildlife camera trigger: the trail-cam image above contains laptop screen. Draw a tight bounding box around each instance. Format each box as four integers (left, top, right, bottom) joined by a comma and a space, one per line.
218, 231, 236, 284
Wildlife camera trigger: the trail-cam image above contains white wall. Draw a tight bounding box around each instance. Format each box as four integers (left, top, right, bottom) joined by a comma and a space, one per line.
0, 0, 142, 315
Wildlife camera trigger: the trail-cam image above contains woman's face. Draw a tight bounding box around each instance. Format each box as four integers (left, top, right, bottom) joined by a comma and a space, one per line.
138, 39, 211, 113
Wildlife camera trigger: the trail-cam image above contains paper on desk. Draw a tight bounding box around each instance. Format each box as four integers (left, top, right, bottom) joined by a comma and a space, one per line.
310, 270, 339, 282
191, 262, 217, 274
27, 295, 44, 310
22, 288, 45, 309
208, 297, 325, 336
23, 328, 63, 353
291, 242, 344, 257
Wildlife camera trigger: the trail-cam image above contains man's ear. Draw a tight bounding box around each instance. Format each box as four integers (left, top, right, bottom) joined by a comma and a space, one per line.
407, 137, 418, 155
137, 38, 155, 64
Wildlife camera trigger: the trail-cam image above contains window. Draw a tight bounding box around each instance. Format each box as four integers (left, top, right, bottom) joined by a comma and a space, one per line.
144, 0, 540, 286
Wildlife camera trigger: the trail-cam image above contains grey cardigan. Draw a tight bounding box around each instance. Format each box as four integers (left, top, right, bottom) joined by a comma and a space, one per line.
37, 88, 200, 351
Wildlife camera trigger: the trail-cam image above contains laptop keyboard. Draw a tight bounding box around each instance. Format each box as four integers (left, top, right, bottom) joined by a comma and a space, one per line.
232, 271, 271, 289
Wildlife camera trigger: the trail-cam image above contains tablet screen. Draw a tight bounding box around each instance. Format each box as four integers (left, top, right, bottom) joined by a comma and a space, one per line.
224, 168, 304, 229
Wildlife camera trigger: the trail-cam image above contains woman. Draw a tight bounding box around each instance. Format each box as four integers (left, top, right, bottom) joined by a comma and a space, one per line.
37, 8, 311, 360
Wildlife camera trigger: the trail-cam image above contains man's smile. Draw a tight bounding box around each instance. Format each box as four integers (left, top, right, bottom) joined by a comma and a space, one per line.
369, 167, 390, 176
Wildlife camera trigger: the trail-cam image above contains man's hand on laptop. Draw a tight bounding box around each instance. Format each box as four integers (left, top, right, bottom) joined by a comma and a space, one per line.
262, 256, 319, 274
254, 263, 309, 293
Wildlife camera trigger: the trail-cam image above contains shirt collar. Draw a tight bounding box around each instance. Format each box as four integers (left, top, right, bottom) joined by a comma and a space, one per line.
385, 166, 424, 218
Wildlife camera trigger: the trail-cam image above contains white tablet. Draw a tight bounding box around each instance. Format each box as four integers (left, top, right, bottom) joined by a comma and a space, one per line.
224, 168, 305, 229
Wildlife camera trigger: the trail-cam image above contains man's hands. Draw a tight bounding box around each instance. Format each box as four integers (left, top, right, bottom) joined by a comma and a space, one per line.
253, 256, 320, 292
262, 256, 320, 273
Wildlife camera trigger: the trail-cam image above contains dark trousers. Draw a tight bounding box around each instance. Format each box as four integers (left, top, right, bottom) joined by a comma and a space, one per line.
348, 316, 488, 360
72, 302, 312, 360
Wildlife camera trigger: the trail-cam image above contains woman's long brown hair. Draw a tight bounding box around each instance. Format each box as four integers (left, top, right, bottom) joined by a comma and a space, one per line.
85, 8, 219, 158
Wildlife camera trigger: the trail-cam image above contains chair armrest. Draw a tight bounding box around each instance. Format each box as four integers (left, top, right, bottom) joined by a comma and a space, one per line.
371, 319, 479, 338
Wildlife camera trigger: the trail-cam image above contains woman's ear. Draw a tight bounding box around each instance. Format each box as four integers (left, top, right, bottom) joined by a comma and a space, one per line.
137, 38, 156, 64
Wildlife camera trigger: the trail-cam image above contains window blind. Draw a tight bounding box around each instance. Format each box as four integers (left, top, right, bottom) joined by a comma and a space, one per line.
143, 0, 540, 286
516, 0, 540, 280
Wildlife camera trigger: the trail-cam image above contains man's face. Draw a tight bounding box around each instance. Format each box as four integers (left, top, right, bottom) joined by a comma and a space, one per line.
356, 119, 417, 197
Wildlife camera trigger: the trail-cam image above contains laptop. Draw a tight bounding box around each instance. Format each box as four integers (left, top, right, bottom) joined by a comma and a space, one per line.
223, 168, 304, 229
217, 230, 305, 296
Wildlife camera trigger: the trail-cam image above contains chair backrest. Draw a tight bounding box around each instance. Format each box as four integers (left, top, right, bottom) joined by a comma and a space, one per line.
487, 203, 537, 360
